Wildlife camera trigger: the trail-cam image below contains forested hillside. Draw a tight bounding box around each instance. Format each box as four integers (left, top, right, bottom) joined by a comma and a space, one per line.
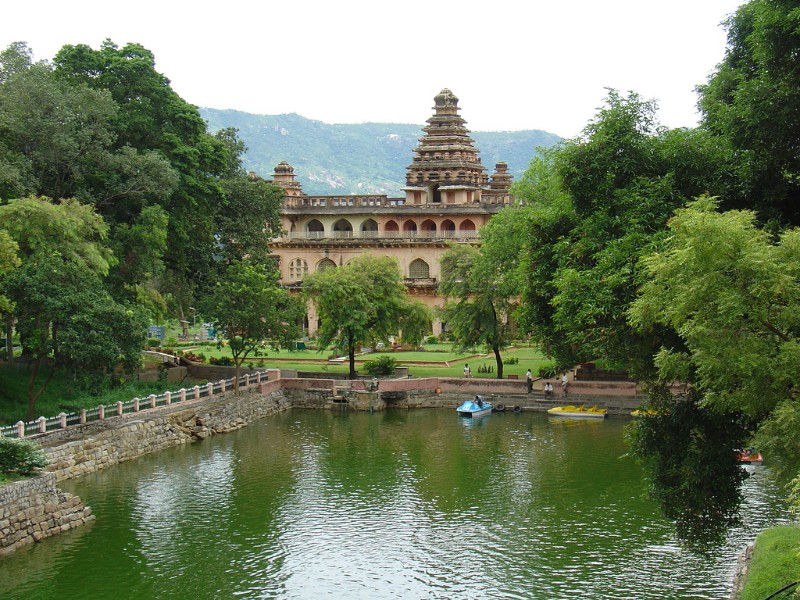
200, 108, 562, 196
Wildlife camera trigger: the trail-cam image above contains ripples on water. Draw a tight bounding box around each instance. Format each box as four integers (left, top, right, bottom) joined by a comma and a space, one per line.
0, 409, 790, 599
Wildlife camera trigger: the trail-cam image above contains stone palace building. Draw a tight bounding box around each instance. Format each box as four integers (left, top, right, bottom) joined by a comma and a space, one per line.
265, 89, 516, 336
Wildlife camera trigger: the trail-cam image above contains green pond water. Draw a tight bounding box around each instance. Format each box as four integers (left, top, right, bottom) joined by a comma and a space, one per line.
0, 409, 789, 599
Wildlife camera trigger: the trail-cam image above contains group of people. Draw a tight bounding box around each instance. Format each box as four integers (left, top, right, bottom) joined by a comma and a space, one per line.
463, 364, 569, 397
527, 369, 571, 397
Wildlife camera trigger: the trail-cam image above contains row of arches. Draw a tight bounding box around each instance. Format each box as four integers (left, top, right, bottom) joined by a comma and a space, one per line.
300, 218, 476, 236
287, 257, 431, 281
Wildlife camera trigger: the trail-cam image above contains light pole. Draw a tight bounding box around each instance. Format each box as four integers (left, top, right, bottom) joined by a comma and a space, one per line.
189, 307, 196, 329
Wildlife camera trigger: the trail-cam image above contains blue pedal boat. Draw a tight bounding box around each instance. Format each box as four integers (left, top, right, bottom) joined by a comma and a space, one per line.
456, 395, 493, 417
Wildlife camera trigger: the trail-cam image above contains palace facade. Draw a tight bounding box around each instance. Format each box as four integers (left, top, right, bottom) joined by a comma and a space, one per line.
265, 89, 516, 336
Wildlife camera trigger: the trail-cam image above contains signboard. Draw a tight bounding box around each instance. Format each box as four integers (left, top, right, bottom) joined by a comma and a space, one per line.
148, 325, 165, 340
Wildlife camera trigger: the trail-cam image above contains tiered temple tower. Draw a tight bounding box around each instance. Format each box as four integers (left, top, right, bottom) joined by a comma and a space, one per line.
403, 89, 488, 206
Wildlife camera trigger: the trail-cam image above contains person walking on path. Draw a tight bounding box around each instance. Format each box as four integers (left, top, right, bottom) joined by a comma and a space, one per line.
464, 364, 471, 378
526, 369, 533, 393
561, 372, 569, 397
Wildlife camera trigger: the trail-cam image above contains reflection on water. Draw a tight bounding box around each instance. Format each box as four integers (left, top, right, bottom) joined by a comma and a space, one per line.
0, 410, 790, 599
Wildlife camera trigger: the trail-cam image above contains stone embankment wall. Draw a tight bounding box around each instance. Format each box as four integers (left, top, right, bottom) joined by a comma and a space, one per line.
40, 386, 287, 482
273, 375, 645, 414
0, 473, 94, 557
729, 543, 754, 600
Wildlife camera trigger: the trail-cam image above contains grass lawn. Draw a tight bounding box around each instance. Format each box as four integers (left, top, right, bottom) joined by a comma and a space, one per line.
741, 525, 800, 600
178, 342, 554, 380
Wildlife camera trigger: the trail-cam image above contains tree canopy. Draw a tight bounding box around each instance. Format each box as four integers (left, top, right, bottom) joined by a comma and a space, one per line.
304, 255, 431, 379
513, 91, 733, 375
508, 77, 794, 546
439, 222, 519, 378
0, 39, 287, 416
0, 40, 289, 388
699, 0, 800, 226
0, 196, 147, 419
629, 198, 800, 519
201, 260, 303, 394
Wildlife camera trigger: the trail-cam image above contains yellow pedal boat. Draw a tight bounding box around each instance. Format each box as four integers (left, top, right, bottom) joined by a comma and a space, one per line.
547, 404, 608, 419
630, 408, 658, 417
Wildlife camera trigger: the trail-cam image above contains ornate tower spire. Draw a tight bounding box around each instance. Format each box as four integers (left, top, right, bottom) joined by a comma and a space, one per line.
271, 161, 303, 197
489, 162, 513, 191
404, 89, 487, 205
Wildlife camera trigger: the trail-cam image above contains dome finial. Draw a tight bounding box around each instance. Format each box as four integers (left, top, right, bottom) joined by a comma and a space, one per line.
434, 88, 459, 109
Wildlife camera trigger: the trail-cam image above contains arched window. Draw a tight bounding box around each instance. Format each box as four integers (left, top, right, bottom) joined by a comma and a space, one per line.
306, 219, 324, 238
361, 219, 378, 233
316, 258, 337, 272
441, 220, 456, 238
459, 219, 476, 231
333, 219, 353, 238
385, 220, 399, 231
403, 220, 418, 233
288, 258, 308, 281
409, 259, 430, 279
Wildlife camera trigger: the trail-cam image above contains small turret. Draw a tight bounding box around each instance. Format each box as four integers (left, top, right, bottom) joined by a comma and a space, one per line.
489, 162, 513, 191
272, 161, 303, 196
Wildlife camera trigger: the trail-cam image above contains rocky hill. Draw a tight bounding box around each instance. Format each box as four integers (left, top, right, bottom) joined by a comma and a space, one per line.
200, 108, 562, 196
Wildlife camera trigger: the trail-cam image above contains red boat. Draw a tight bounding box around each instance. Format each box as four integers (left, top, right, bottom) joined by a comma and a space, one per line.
737, 449, 764, 465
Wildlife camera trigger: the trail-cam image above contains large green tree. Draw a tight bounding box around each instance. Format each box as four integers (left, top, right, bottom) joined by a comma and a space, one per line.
511, 93, 742, 549
699, 0, 800, 226
52, 41, 228, 282
0, 51, 117, 202
3, 256, 146, 420
0, 196, 148, 419
50, 43, 285, 311
630, 198, 800, 517
513, 91, 732, 375
439, 223, 520, 378
0, 41, 179, 322
304, 256, 431, 379
201, 260, 303, 394
2, 41, 286, 329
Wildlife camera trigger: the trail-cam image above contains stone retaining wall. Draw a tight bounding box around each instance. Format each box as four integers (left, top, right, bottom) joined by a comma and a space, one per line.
380, 389, 645, 415
729, 542, 754, 600
39, 388, 288, 482
0, 473, 94, 557
283, 387, 339, 409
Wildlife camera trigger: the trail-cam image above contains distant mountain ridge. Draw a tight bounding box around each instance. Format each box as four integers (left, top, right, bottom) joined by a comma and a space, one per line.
200, 108, 562, 197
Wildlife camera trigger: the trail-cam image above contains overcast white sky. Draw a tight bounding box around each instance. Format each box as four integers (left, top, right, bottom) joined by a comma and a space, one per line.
4, 0, 744, 138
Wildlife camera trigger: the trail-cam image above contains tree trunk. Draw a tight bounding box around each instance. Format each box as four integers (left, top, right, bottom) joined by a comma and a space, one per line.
26, 359, 54, 421
494, 345, 504, 380
5, 316, 13, 366
233, 360, 241, 395
179, 305, 189, 337
348, 333, 357, 379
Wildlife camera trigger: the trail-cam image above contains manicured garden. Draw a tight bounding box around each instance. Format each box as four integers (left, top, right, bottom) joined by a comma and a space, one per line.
169, 340, 554, 379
